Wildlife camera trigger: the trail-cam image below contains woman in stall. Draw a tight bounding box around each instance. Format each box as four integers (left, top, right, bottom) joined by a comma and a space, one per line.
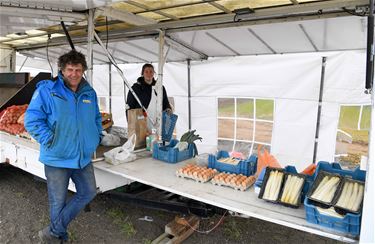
126, 63, 172, 131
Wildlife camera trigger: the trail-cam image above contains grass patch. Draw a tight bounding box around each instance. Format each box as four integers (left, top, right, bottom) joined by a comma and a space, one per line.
120, 221, 136, 238
106, 208, 136, 238
223, 218, 241, 241
341, 129, 369, 143
142, 238, 152, 244
68, 230, 78, 242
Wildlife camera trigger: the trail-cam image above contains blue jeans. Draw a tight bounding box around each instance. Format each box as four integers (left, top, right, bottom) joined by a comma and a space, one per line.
44, 163, 97, 241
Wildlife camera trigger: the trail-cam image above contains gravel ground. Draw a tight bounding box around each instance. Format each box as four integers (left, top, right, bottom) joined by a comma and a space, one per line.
0, 163, 342, 244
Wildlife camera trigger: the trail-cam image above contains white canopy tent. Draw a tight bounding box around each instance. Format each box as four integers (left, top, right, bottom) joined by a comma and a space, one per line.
3, 0, 374, 242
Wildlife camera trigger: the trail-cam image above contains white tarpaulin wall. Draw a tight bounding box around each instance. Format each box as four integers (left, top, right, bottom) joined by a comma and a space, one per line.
17, 50, 371, 171
90, 51, 371, 170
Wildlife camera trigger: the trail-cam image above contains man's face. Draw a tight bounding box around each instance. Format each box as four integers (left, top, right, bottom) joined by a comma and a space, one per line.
62, 63, 84, 88
143, 67, 154, 83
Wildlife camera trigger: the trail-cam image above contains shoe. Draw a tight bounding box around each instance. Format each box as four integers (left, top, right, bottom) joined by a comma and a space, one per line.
38, 227, 63, 244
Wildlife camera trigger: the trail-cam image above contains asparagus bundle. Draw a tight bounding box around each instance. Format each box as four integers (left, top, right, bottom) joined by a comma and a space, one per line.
335, 181, 364, 212
310, 174, 340, 203
280, 174, 305, 205
262, 170, 284, 201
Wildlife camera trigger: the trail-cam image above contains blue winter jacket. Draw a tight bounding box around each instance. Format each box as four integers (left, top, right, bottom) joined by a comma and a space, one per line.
25, 73, 102, 169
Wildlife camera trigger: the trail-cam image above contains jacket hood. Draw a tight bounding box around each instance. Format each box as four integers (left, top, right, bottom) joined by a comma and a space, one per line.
137, 76, 156, 86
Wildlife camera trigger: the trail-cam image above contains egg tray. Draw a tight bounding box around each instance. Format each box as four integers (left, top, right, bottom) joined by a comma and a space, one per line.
175, 171, 216, 183
211, 173, 255, 191
175, 164, 218, 183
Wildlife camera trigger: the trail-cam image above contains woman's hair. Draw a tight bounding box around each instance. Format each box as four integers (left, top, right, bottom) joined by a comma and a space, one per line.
141, 63, 155, 75
58, 50, 88, 71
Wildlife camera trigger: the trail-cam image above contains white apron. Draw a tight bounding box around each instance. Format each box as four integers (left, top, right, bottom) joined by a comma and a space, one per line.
147, 86, 158, 132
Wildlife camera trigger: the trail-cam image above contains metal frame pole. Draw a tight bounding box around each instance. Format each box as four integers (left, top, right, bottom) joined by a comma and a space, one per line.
109, 63, 112, 113
87, 9, 94, 86
360, 1, 375, 242
312, 56, 327, 164
156, 30, 165, 136
187, 59, 192, 130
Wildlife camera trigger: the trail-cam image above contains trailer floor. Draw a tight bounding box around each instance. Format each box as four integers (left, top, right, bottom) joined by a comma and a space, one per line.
0, 164, 340, 244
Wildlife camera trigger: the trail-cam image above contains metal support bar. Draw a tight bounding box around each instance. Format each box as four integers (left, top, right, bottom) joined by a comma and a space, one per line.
0, 5, 85, 19
156, 30, 165, 136
93, 31, 154, 125
205, 32, 239, 55
360, 1, 375, 242
126, 0, 180, 20
247, 28, 276, 54
164, 35, 208, 60
312, 57, 327, 164
187, 59, 192, 130
61, 21, 75, 51
100, 6, 157, 25
106, 188, 218, 217
298, 24, 318, 52
109, 63, 112, 114
366, 0, 374, 90
204, 0, 232, 14
87, 9, 94, 85
18, 56, 28, 72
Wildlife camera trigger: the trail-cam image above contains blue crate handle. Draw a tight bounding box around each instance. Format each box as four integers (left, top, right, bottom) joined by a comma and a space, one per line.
162, 112, 178, 142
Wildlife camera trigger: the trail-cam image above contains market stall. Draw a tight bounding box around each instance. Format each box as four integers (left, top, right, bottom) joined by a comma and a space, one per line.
0, 0, 374, 243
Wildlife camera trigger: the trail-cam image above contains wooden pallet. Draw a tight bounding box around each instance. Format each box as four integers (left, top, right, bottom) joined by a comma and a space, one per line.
152, 215, 200, 244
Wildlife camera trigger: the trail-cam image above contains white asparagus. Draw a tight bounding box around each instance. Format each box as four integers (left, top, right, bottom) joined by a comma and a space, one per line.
281, 175, 291, 202
268, 171, 279, 199
314, 176, 340, 202
348, 182, 359, 210
322, 178, 339, 202
290, 178, 304, 205
285, 176, 298, 203
263, 171, 274, 199
336, 181, 349, 207
275, 172, 284, 200
352, 184, 364, 211
342, 182, 354, 208
311, 176, 330, 199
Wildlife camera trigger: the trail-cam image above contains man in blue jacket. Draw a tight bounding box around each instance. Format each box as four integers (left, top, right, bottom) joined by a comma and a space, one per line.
25, 50, 102, 243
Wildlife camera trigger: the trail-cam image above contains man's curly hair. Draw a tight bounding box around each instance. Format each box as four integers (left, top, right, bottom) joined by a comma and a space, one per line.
58, 50, 88, 71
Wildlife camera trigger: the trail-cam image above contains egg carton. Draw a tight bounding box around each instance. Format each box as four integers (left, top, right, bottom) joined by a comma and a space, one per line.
211, 174, 255, 191
176, 172, 215, 183
175, 165, 218, 183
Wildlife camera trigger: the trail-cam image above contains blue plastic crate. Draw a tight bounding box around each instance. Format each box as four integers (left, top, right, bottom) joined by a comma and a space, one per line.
208, 151, 257, 176
162, 112, 178, 142
304, 198, 361, 236
152, 139, 194, 163
313, 161, 366, 181
304, 161, 366, 236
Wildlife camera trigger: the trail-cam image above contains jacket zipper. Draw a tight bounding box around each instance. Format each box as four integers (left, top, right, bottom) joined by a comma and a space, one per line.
51, 92, 67, 101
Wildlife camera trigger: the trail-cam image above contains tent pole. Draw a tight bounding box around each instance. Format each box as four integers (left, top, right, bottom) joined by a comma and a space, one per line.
87, 9, 94, 86
360, 1, 375, 242
109, 63, 112, 114
187, 59, 192, 130
312, 56, 327, 164
156, 30, 165, 136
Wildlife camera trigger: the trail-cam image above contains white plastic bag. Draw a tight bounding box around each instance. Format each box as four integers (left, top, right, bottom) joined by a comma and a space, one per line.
104, 134, 137, 165
100, 131, 121, 146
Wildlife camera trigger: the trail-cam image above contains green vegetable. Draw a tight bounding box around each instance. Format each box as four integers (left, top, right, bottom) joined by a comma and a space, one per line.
178, 130, 202, 157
